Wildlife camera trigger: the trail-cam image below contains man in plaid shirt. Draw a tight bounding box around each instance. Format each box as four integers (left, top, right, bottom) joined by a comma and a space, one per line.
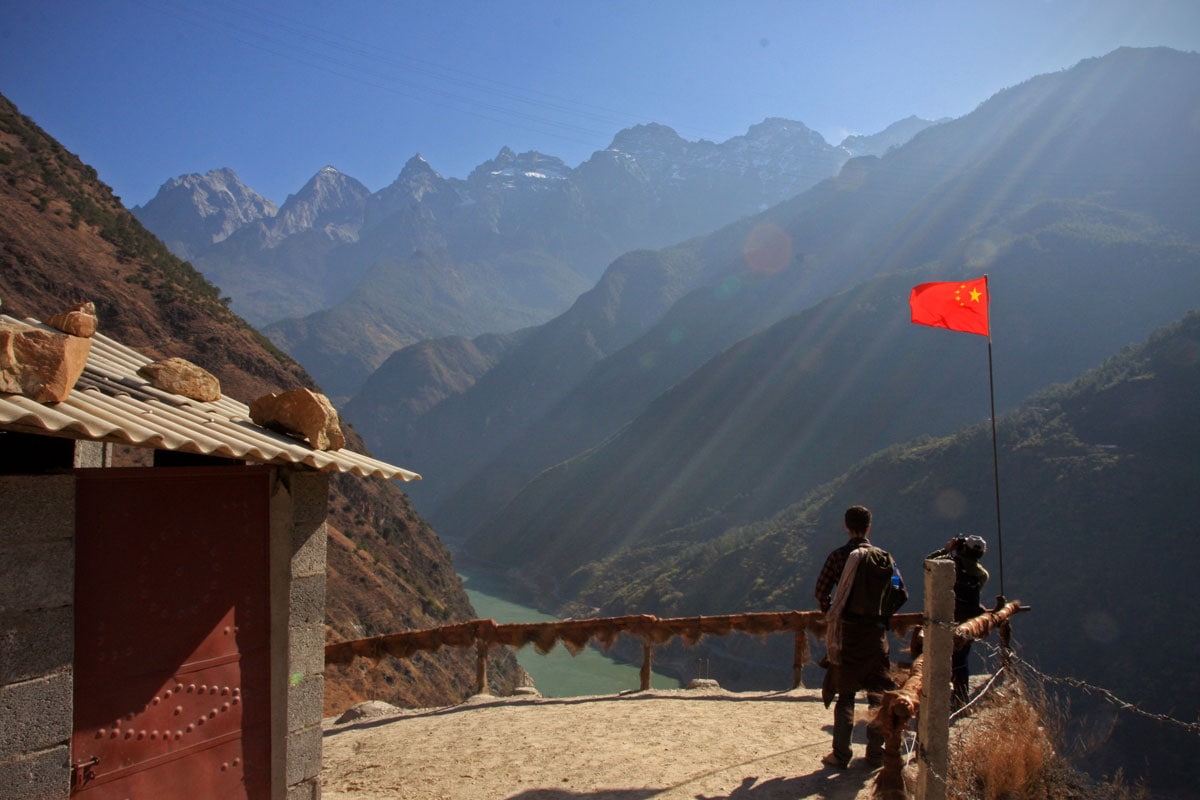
814, 505, 905, 770
813, 511, 875, 613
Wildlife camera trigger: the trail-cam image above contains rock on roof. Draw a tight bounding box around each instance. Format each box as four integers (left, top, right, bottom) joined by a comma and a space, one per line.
0, 315, 420, 481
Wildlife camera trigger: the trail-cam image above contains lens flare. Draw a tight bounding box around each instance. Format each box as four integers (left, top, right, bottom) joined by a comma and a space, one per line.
742, 222, 792, 275
715, 275, 742, 300
934, 488, 967, 520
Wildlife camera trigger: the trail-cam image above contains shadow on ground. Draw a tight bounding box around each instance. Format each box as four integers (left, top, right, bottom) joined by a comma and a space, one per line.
505, 791, 659, 799
500, 765, 876, 800
694, 766, 875, 799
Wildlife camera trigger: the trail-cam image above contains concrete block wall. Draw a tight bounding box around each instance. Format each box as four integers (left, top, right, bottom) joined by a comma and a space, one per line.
0, 475, 75, 800
271, 469, 329, 800
0, 464, 332, 800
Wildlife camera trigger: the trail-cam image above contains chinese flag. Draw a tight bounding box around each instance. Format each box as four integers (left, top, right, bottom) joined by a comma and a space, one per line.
909, 276, 990, 336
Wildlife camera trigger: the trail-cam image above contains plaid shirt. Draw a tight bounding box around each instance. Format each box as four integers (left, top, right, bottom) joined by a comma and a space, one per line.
814, 536, 872, 613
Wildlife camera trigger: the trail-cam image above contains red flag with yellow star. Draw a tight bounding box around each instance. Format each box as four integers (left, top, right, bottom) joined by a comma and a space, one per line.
909, 276, 990, 336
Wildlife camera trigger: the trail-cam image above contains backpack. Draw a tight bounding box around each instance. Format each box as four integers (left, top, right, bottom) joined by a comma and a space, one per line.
844, 546, 908, 621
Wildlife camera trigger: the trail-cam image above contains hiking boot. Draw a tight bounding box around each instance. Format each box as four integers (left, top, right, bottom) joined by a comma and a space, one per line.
821, 752, 850, 769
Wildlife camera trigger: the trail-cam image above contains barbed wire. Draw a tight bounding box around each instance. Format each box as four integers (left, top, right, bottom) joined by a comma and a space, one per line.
917, 626, 1200, 737
949, 663, 1008, 722
883, 633, 1199, 799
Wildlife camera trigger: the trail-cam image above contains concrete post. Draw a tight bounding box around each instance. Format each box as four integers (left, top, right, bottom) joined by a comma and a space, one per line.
917, 558, 955, 800
270, 468, 329, 800
72, 440, 110, 468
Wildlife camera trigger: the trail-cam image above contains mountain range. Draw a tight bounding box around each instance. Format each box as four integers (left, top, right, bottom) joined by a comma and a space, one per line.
134, 116, 940, 398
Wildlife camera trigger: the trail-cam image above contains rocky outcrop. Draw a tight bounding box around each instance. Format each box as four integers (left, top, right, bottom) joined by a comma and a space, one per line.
0, 319, 92, 402
137, 356, 221, 402
250, 387, 346, 450
46, 301, 98, 338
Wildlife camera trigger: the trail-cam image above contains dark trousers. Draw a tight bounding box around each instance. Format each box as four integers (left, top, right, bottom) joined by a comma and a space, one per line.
832, 691, 885, 764
827, 619, 892, 764
951, 641, 972, 709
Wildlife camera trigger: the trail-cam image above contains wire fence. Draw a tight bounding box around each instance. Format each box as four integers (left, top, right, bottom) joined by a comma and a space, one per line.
964, 642, 1200, 736
899, 640, 1198, 800
1004, 652, 1200, 736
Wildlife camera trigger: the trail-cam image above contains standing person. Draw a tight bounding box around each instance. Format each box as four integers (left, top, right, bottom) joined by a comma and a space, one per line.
814, 505, 908, 770
926, 535, 989, 708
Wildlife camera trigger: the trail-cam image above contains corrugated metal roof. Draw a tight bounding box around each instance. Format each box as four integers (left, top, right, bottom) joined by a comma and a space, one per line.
0, 315, 421, 481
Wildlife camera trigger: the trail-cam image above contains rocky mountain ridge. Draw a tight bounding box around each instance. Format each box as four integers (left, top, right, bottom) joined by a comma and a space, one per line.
138, 117, 919, 263
134, 117, 939, 398
268, 165, 369, 244
130, 167, 277, 261
840, 114, 950, 156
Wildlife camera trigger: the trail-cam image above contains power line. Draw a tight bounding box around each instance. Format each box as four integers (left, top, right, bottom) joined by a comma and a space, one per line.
140, 0, 731, 152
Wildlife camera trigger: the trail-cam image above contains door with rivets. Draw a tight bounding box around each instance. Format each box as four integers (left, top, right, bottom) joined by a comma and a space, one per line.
72, 467, 272, 799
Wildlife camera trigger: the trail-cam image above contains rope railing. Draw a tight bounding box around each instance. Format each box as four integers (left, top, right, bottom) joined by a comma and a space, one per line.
325, 609, 925, 694
324, 588, 1030, 800
875, 650, 925, 799
324, 564, 1200, 800
951, 597, 1029, 658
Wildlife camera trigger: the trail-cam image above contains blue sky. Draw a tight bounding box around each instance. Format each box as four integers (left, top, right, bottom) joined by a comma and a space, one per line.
2, 0, 1198, 207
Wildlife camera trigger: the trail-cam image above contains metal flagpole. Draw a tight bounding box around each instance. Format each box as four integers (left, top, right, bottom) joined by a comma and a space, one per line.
984, 275, 1004, 596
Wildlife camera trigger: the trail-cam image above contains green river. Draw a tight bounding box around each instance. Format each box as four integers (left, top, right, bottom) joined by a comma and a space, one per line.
460, 572, 682, 697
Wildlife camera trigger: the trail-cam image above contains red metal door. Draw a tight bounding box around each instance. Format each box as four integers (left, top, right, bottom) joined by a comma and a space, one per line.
72, 467, 272, 799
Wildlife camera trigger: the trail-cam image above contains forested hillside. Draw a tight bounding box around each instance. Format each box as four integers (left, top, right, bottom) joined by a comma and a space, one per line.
471, 217, 1200, 588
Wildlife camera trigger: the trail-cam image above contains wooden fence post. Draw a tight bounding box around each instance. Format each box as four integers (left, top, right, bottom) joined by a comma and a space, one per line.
792, 628, 808, 689
475, 639, 489, 696
639, 641, 652, 691
917, 558, 955, 800
999, 621, 1012, 668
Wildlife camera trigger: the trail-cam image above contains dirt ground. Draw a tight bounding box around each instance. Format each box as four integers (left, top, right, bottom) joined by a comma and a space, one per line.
321, 685, 902, 800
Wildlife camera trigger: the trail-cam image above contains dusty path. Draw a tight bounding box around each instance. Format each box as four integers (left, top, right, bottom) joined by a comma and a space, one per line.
321, 686, 896, 800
